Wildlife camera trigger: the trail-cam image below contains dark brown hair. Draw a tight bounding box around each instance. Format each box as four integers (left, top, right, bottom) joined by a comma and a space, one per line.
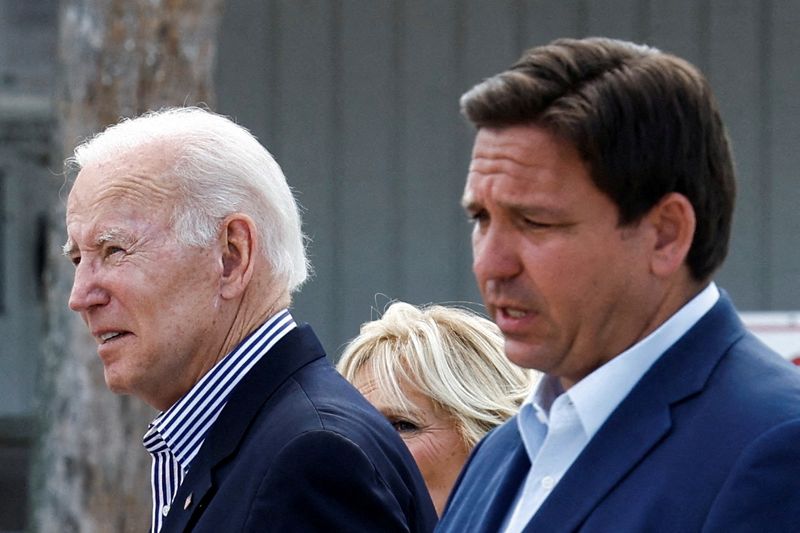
461, 37, 736, 282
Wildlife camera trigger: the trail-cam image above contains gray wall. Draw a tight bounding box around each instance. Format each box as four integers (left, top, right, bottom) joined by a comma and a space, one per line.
215, 0, 800, 357
0, 3, 57, 530
0, 1, 56, 417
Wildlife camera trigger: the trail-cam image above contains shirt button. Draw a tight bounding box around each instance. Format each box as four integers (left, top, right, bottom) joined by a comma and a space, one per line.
541, 476, 555, 490
161, 504, 170, 517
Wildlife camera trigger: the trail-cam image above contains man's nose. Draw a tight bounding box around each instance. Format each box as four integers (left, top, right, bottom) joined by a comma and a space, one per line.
473, 225, 522, 282
68, 261, 109, 312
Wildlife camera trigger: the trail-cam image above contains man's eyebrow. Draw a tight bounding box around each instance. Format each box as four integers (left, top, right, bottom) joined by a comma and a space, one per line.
462, 202, 482, 216
462, 193, 569, 218
95, 228, 130, 245
62, 239, 76, 257
461, 192, 478, 211
61, 228, 131, 257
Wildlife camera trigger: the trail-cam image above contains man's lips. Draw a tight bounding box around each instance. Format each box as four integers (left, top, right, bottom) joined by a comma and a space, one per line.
502, 307, 529, 319
493, 306, 537, 334
93, 330, 132, 345
94, 330, 133, 363
492, 304, 532, 319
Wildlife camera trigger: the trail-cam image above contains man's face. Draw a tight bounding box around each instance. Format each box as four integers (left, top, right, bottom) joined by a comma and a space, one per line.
65, 145, 222, 409
464, 125, 658, 388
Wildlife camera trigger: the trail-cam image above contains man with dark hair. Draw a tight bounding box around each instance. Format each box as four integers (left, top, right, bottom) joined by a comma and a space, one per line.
437, 38, 800, 532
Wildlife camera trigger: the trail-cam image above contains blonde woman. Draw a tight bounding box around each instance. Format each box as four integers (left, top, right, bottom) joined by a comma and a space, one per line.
338, 302, 538, 515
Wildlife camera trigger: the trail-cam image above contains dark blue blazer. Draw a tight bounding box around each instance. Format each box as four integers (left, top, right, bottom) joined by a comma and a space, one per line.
437, 294, 800, 532
160, 324, 437, 532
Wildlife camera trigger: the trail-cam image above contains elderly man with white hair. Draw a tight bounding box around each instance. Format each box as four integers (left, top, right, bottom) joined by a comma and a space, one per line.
63, 107, 437, 533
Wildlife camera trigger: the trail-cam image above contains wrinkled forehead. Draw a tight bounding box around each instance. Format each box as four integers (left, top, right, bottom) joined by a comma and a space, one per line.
67, 144, 181, 220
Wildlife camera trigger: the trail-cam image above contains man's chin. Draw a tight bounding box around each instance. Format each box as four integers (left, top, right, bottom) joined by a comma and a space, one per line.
504, 338, 548, 371
103, 368, 132, 395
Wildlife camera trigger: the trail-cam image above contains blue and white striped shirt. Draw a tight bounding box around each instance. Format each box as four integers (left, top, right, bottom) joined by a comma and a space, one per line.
142, 309, 296, 533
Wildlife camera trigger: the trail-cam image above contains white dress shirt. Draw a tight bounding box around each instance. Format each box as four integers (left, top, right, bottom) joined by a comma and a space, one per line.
502, 283, 720, 532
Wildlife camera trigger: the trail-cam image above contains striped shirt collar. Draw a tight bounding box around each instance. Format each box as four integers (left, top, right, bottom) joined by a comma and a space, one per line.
143, 309, 296, 531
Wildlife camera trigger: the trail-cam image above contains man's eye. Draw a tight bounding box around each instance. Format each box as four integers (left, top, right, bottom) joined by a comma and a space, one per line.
105, 246, 125, 257
523, 218, 552, 229
70, 255, 81, 267
390, 419, 420, 433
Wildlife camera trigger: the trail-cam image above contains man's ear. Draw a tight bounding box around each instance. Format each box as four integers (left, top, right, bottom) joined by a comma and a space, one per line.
647, 192, 696, 278
219, 213, 257, 300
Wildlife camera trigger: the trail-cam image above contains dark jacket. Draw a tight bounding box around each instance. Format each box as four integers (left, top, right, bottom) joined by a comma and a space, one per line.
437, 293, 800, 532
161, 324, 437, 532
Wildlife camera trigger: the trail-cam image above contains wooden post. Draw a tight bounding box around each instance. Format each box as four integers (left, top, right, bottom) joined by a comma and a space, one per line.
32, 1, 224, 531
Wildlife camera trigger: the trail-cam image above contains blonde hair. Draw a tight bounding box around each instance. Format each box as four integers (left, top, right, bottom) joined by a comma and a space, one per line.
338, 302, 537, 448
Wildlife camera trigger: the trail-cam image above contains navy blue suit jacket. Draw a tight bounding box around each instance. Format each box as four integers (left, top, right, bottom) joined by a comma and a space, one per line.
437, 294, 800, 532
160, 324, 437, 532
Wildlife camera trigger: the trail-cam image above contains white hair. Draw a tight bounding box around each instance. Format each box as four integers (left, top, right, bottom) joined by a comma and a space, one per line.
338, 302, 538, 448
71, 106, 309, 293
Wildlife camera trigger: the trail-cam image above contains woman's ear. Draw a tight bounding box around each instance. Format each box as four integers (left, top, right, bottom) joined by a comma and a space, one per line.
647, 192, 696, 278
219, 213, 257, 299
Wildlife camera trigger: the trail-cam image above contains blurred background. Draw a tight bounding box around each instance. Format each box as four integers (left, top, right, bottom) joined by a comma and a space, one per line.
1, 1, 798, 531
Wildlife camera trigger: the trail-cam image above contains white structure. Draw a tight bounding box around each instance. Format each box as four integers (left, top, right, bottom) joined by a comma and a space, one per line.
741, 312, 800, 364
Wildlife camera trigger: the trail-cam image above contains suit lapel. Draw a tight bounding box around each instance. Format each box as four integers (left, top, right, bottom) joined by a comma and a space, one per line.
162, 469, 213, 533
160, 324, 326, 533
475, 429, 532, 533
524, 384, 671, 532
525, 294, 745, 532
